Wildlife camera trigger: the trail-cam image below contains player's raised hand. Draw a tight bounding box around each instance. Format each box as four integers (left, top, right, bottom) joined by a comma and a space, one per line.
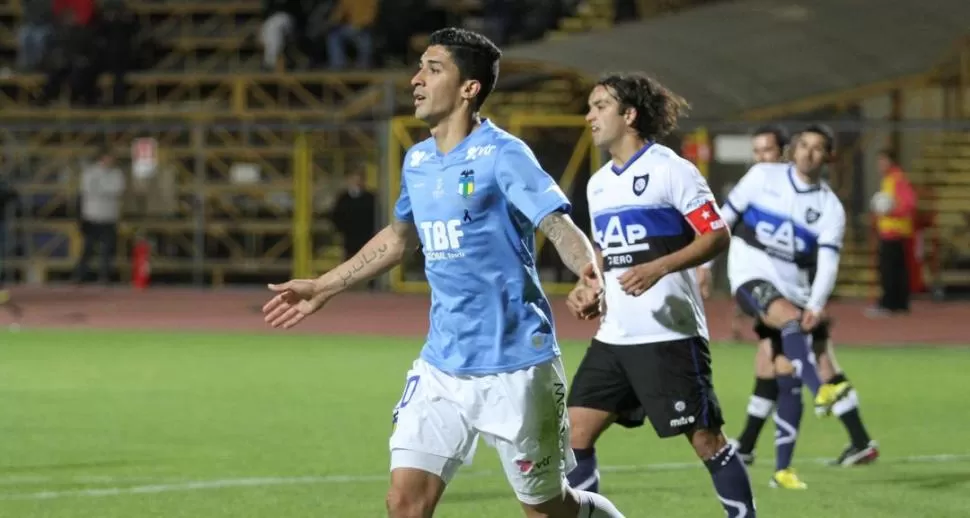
618, 260, 668, 297
263, 279, 327, 329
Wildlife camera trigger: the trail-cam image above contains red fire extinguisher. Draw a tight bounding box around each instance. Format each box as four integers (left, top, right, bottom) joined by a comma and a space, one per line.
132, 233, 151, 290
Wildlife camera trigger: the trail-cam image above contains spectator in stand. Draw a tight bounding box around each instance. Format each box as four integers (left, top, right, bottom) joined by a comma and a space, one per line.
94, 2, 138, 106
53, 0, 94, 26
73, 148, 126, 286
37, 5, 99, 106
260, 0, 303, 70
481, 0, 513, 45
329, 167, 377, 289
17, 0, 54, 70
868, 149, 917, 317
326, 0, 377, 69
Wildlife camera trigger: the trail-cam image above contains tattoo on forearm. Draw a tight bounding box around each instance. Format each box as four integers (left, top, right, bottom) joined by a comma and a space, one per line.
338, 243, 390, 288
539, 213, 596, 277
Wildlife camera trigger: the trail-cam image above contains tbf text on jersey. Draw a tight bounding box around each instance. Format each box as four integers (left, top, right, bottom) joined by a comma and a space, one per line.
394, 120, 571, 376
587, 143, 725, 345
723, 162, 846, 313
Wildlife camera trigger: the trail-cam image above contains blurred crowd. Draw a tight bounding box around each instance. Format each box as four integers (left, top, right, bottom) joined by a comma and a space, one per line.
258, 0, 600, 70
12, 0, 653, 106
18, 0, 150, 107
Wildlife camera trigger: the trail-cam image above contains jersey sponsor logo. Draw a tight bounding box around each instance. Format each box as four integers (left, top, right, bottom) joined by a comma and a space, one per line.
632, 173, 649, 196
755, 220, 809, 260
604, 252, 641, 269
409, 150, 430, 167
594, 214, 650, 252
419, 219, 465, 261
465, 144, 495, 161
669, 415, 696, 427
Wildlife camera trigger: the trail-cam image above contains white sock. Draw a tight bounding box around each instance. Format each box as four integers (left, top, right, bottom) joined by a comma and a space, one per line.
573, 488, 626, 517
832, 389, 860, 417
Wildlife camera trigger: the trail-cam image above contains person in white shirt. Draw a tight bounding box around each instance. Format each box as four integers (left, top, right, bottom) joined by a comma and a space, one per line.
73, 148, 125, 285
563, 72, 756, 518
703, 124, 854, 489
698, 126, 879, 476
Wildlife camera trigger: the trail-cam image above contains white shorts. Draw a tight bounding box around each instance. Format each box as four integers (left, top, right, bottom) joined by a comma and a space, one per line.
389, 357, 575, 505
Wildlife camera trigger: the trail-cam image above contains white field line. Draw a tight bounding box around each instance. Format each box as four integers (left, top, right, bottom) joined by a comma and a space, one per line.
2, 453, 969, 501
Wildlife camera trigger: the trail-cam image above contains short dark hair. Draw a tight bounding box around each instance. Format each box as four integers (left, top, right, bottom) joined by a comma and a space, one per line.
800, 123, 836, 153
878, 148, 898, 163
596, 72, 689, 142
752, 124, 789, 149
428, 28, 502, 111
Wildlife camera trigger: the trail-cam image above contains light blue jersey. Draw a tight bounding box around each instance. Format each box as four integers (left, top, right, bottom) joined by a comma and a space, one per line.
394, 120, 571, 375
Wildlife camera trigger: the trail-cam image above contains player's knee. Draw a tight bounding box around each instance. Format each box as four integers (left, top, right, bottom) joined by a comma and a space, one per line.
764, 299, 800, 327
688, 428, 726, 459
755, 341, 775, 378
774, 356, 795, 376
385, 486, 434, 518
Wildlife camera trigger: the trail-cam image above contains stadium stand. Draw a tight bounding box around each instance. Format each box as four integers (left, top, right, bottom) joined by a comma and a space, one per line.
0, 0, 966, 298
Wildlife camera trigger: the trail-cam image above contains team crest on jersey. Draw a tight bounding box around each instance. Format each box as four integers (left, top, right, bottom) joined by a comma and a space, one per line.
457, 169, 475, 198
805, 207, 821, 224
632, 174, 649, 196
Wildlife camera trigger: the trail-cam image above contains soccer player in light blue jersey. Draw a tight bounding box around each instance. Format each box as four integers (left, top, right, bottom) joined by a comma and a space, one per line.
262, 28, 626, 518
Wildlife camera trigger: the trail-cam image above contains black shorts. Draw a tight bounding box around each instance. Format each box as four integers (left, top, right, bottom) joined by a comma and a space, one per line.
739, 278, 832, 357
754, 319, 832, 358
566, 337, 724, 438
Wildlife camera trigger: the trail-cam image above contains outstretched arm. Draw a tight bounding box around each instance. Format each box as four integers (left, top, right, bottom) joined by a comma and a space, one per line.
539, 211, 601, 287
312, 220, 418, 299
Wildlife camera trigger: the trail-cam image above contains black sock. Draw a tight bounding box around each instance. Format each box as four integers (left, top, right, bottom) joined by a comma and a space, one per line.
705, 444, 757, 517
828, 374, 872, 448
737, 377, 778, 454
567, 447, 599, 493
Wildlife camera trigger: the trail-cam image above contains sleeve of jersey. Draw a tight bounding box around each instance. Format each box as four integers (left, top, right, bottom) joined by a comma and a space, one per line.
496, 140, 571, 226
393, 168, 413, 222
723, 165, 763, 217
806, 206, 846, 312
806, 248, 839, 313
670, 164, 726, 235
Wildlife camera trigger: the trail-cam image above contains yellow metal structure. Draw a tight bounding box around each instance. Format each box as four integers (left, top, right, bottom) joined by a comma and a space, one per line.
384, 115, 600, 296
291, 133, 312, 279
0, 71, 407, 117
3, 121, 378, 284
0, 1, 275, 72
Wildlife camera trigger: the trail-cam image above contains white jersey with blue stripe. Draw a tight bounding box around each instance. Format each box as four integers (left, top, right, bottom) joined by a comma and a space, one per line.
587, 143, 716, 345
723, 162, 846, 308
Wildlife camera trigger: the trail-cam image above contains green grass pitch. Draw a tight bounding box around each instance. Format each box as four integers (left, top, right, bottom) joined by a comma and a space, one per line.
1, 330, 968, 517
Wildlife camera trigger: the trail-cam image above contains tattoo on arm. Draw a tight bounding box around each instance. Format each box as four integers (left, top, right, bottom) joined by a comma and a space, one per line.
318, 223, 418, 294
538, 212, 597, 278
336, 242, 391, 288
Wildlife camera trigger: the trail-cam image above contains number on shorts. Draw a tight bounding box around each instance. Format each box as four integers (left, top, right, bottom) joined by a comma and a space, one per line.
398, 375, 420, 409
391, 375, 420, 427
